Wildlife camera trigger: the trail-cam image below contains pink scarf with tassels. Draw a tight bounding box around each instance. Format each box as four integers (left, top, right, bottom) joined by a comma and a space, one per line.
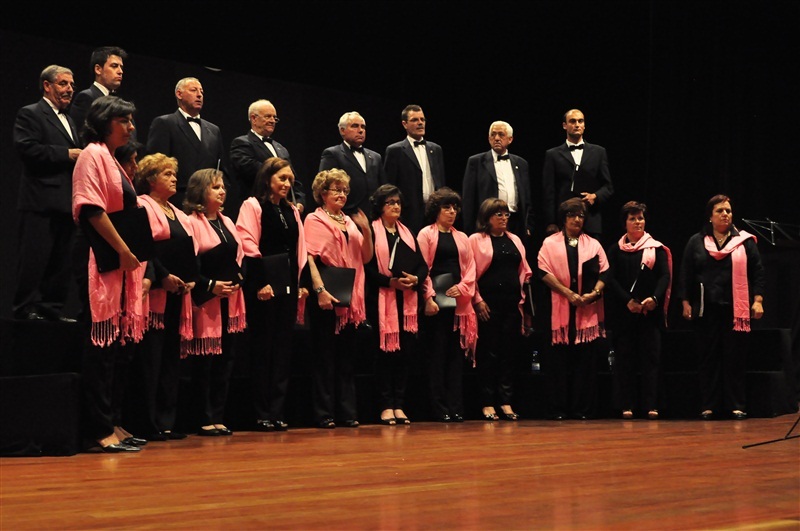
538, 231, 608, 345
72, 142, 147, 347
617, 232, 673, 325
372, 219, 419, 352
184, 211, 246, 355
304, 208, 367, 333
703, 230, 756, 332
139, 194, 196, 352
469, 231, 533, 334
417, 224, 478, 364
235, 197, 308, 324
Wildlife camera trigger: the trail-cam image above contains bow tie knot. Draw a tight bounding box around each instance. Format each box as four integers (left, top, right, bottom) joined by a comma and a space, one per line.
263, 137, 273, 145
186, 116, 201, 124
497, 154, 510, 161
569, 144, 584, 151
351, 146, 364, 154
413, 140, 426, 147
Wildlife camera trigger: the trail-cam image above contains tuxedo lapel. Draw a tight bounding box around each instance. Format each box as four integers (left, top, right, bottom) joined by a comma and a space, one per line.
341, 143, 365, 174
482, 151, 498, 183
557, 144, 574, 165
175, 111, 202, 147
41, 101, 76, 146
402, 141, 422, 171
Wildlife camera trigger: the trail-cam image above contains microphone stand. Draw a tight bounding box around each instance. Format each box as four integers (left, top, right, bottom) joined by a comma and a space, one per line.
742, 415, 800, 449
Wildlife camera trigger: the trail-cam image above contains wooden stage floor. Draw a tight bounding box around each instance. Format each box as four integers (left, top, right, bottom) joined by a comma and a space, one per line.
2, 416, 799, 530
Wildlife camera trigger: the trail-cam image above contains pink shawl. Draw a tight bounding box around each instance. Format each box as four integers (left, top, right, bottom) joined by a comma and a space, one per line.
235, 197, 308, 324
72, 142, 146, 347
538, 231, 608, 345
372, 219, 419, 352
184, 211, 247, 356
703, 230, 756, 332
417, 224, 478, 364
618, 232, 673, 325
303, 208, 367, 333
139, 194, 196, 351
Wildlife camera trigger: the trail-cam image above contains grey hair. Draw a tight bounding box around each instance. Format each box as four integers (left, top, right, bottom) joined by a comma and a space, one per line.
489, 121, 513, 137
338, 111, 363, 130
39, 65, 73, 92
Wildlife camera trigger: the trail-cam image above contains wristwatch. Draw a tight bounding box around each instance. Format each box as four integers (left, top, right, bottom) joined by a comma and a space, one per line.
314, 286, 326, 294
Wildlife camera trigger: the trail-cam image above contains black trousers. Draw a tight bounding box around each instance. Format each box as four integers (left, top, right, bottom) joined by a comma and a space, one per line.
13, 210, 74, 317
423, 308, 464, 417
248, 291, 297, 423
308, 299, 358, 423
694, 303, 748, 412
613, 316, 661, 412
375, 331, 415, 411
476, 305, 522, 407
545, 340, 599, 419
190, 300, 236, 426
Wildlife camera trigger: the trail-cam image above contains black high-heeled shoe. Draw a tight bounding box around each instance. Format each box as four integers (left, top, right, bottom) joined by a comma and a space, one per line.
273, 420, 289, 431
100, 442, 140, 453
379, 417, 396, 425
318, 418, 336, 429
500, 412, 519, 421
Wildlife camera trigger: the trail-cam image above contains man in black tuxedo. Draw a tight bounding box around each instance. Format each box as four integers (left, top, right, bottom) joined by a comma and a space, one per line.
383, 104, 445, 233
69, 46, 127, 143
12, 65, 82, 321
318, 111, 385, 215
146, 77, 233, 216
462, 121, 534, 237
542, 109, 613, 239
229, 99, 305, 213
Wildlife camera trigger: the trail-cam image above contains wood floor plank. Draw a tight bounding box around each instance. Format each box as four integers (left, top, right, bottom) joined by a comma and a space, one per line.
2, 417, 798, 529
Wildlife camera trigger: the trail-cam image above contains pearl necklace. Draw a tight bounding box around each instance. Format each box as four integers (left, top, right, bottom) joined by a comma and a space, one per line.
324, 208, 345, 224
567, 236, 579, 247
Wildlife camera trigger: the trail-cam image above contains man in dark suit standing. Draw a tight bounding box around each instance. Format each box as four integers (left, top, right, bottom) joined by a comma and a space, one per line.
318, 111, 385, 215
12, 65, 82, 321
383, 104, 445, 233
542, 109, 613, 239
146, 77, 232, 216
462, 121, 534, 237
69, 46, 127, 142
229, 99, 305, 213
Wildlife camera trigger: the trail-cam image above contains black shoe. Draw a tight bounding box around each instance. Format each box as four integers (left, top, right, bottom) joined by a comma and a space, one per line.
437, 414, 451, 423
452, 414, 464, 423
255, 420, 275, 432
732, 410, 747, 420
500, 412, 519, 421
121, 436, 148, 447
318, 418, 336, 429
144, 432, 168, 441
100, 443, 141, 453
273, 420, 289, 431
57, 316, 78, 323
198, 428, 222, 436
216, 427, 233, 436
395, 416, 411, 425
379, 417, 396, 425
549, 414, 566, 421
163, 431, 187, 440
342, 420, 360, 428
483, 413, 499, 421
19, 311, 46, 321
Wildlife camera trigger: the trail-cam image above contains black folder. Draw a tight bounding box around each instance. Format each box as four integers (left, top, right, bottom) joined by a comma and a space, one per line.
245, 252, 292, 297
629, 263, 656, 303
580, 255, 600, 295
389, 239, 422, 277
153, 236, 197, 283
318, 264, 356, 307
431, 273, 457, 309
192, 243, 243, 306
85, 207, 155, 273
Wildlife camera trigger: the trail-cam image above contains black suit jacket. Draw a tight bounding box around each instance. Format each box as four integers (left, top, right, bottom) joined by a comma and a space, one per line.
542, 142, 613, 236
13, 99, 80, 213
319, 142, 385, 215
68, 84, 104, 144
229, 131, 305, 209
384, 138, 445, 232
462, 151, 534, 235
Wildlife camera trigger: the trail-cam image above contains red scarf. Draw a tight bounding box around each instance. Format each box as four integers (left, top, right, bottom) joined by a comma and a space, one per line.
417, 224, 478, 364
139, 194, 196, 351
72, 142, 146, 347
538, 231, 607, 345
469, 231, 533, 334
617, 232, 673, 326
184, 211, 246, 355
235, 197, 308, 324
703, 230, 756, 332
304, 208, 366, 333
372, 219, 419, 352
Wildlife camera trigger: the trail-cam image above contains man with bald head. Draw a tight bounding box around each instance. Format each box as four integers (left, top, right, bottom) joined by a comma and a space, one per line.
230, 99, 305, 212
542, 109, 613, 240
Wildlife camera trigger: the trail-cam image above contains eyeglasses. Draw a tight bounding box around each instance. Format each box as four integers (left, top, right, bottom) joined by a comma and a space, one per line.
566, 212, 586, 219
385, 199, 401, 206
326, 187, 350, 196
255, 114, 280, 123
441, 204, 460, 212
493, 211, 511, 218
51, 80, 75, 88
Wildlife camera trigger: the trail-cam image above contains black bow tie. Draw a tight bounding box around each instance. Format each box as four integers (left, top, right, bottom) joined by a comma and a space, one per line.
186, 116, 201, 124
413, 140, 426, 147
569, 144, 584, 151
263, 137, 273, 145
351, 146, 364, 154
497, 154, 510, 161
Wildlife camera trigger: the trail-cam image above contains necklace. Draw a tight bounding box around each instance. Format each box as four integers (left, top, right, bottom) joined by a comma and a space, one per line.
567, 236, 579, 247
208, 217, 228, 243
323, 207, 345, 224
273, 204, 288, 229
715, 231, 730, 246
156, 201, 175, 220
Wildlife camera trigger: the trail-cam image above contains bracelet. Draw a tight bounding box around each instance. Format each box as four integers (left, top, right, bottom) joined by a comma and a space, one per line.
314, 286, 326, 294
593, 289, 602, 298
209, 280, 217, 292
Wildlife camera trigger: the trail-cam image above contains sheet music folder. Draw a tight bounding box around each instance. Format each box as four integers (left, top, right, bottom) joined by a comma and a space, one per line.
85, 207, 154, 273
153, 236, 197, 282
318, 264, 356, 307
192, 243, 243, 306
431, 273, 457, 309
